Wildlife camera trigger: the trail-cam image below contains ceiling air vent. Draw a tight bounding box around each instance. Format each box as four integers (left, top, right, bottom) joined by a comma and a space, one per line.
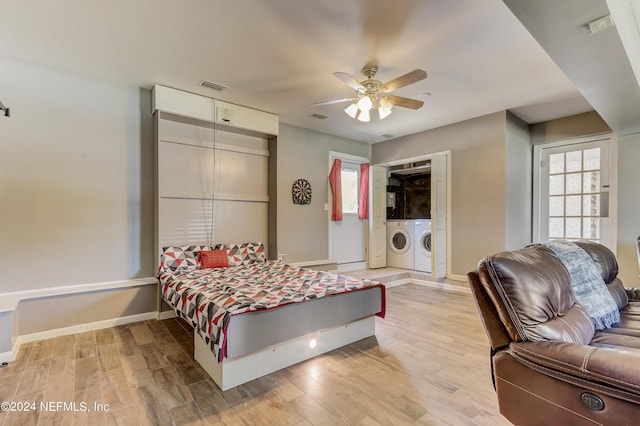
311, 113, 328, 120
200, 79, 227, 91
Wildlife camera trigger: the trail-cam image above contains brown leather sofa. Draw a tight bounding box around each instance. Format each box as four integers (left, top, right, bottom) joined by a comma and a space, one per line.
468, 240, 640, 425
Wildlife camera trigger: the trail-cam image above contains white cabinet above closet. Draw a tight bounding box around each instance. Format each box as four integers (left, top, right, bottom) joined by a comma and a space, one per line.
152, 84, 279, 136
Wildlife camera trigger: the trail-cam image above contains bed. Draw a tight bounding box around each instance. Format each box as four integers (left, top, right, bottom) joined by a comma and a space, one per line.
158, 242, 386, 390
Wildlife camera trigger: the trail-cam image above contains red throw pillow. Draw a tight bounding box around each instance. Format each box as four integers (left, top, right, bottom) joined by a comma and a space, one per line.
200, 249, 229, 269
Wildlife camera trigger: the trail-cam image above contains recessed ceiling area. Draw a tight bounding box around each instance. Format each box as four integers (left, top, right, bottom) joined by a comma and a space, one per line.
504, 0, 640, 137
1, 0, 636, 142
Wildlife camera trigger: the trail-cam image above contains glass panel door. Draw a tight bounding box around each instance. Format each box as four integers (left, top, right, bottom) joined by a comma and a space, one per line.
537, 139, 610, 245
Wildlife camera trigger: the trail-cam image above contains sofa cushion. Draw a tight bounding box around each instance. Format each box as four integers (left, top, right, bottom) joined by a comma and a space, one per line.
607, 278, 630, 310
574, 240, 620, 284
480, 245, 594, 345
591, 305, 640, 341
622, 300, 640, 316
544, 240, 620, 330
592, 329, 640, 346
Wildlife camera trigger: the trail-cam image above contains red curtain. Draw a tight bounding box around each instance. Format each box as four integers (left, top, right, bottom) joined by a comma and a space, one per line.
329, 158, 342, 221
358, 163, 370, 219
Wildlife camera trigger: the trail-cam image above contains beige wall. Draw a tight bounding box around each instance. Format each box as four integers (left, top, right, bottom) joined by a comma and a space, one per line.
505, 112, 532, 250
276, 124, 369, 263
0, 311, 11, 353
530, 111, 610, 144
372, 112, 508, 276
0, 54, 155, 293
617, 133, 640, 286
17, 285, 157, 335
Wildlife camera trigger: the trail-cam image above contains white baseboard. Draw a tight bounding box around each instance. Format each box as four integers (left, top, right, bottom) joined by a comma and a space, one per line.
15, 311, 158, 347
338, 261, 368, 273
382, 278, 410, 288
289, 259, 333, 267
411, 278, 470, 294
6, 310, 179, 363
157, 310, 177, 320
447, 273, 468, 282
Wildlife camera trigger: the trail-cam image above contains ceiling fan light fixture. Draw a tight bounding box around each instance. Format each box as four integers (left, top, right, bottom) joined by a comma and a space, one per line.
378, 106, 392, 120
357, 108, 370, 122
344, 103, 359, 118
357, 95, 373, 111
316, 65, 427, 123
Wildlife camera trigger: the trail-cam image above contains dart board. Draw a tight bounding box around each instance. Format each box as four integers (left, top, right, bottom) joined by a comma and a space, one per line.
292, 178, 312, 205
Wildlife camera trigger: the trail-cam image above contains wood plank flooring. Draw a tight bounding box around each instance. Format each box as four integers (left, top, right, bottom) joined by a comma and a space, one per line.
0, 284, 511, 425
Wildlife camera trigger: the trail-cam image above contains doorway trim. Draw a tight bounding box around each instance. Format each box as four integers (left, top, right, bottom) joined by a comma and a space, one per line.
328, 151, 370, 267
532, 134, 617, 252
374, 150, 452, 279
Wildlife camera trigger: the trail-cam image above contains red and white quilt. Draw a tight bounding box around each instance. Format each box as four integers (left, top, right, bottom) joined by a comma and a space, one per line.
159, 261, 386, 362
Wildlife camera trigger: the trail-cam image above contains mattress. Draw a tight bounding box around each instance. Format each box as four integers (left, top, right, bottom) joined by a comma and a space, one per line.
159, 260, 385, 361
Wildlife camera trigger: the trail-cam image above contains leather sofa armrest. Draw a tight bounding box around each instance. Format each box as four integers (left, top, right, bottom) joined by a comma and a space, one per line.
626, 288, 640, 302
510, 341, 640, 397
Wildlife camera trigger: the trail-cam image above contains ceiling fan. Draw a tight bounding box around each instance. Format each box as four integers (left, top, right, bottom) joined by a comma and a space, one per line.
312, 64, 427, 122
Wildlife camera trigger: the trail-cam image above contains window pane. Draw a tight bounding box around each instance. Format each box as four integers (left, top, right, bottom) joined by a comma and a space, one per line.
566, 218, 581, 239
583, 171, 600, 193
565, 195, 581, 216
549, 175, 564, 195
549, 218, 564, 238
566, 150, 582, 173
341, 169, 359, 214
583, 148, 600, 171
549, 196, 564, 216
549, 153, 564, 174
583, 194, 600, 216
583, 217, 600, 239
565, 173, 581, 194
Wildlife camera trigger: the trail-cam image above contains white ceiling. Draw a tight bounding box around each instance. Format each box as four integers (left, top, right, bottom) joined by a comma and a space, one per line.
0, 0, 621, 143
505, 0, 640, 137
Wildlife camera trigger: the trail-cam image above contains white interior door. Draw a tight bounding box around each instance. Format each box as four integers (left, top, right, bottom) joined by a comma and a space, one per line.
368, 165, 387, 268
534, 138, 611, 247
431, 152, 447, 279
330, 156, 366, 265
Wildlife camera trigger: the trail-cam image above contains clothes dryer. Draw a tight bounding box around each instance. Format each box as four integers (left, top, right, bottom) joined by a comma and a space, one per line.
414, 219, 432, 273
386, 220, 415, 269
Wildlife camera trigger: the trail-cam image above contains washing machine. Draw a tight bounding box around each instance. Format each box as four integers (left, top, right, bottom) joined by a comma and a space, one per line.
414, 219, 432, 273
386, 220, 415, 269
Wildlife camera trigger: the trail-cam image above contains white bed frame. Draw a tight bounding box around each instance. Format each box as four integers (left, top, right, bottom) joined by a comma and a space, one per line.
193, 284, 383, 390
195, 316, 375, 391
154, 90, 383, 390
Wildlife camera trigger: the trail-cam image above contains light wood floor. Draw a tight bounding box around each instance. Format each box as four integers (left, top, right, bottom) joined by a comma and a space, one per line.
0, 284, 511, 426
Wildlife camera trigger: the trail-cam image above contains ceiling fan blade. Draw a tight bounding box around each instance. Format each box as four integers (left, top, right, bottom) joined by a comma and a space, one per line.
311, 97, 354, 107
333, 72, 365, 91
387, 95, 424, 110
382, 69, 427, 92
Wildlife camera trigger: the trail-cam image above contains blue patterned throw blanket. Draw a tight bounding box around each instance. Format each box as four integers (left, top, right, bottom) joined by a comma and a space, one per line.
545, 240, 620, 330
